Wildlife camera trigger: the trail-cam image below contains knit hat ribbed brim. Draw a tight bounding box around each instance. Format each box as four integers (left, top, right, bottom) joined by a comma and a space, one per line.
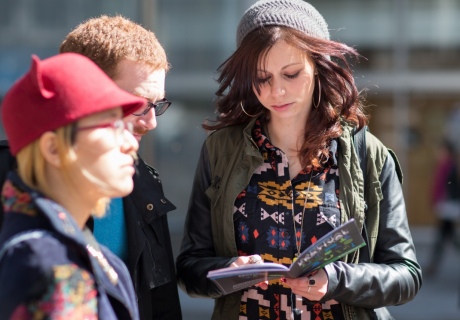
236, 0, 329, 47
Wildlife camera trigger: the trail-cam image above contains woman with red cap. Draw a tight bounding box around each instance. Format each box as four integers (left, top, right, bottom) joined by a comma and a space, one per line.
0, 53, 145, 319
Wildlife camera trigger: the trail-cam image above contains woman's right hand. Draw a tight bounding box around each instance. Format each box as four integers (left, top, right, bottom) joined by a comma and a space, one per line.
230, 254, 262, 267
230, 255, 268, 290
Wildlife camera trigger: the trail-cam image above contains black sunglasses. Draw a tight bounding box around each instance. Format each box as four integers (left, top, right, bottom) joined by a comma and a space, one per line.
133, 98, 172, 116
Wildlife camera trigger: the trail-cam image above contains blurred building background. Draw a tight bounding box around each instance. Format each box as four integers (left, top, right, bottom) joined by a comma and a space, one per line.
1, 0, 460, 319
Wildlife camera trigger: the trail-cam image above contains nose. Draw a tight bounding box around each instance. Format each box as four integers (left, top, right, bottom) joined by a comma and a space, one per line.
270, 78, 286, 97
136, 108, 157, 131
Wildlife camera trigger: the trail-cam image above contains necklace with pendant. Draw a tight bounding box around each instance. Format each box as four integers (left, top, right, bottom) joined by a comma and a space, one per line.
264, 122, 314, 262
292, 171, 313, 262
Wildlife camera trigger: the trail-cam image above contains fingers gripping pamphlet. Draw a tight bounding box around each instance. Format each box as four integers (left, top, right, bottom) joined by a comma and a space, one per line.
207, 219, 366, 295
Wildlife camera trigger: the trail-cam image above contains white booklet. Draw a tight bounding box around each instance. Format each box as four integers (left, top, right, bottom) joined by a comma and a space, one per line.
207, 219, 365, 294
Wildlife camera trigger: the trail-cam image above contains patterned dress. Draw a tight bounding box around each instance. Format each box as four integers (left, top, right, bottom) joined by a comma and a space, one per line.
234, 119, 345, 320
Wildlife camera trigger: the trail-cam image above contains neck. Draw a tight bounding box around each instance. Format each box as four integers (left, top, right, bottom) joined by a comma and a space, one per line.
266, 116, 307, 178
55, 194, 94, 228
44, 170, 95, 229
266, 117, 305, 155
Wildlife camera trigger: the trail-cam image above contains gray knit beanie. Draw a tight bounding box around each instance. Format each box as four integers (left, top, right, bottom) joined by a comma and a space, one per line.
236, 0, 330, 47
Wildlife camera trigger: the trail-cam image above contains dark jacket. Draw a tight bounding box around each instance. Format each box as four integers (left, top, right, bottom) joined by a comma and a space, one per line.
123, 157, 182, 320
0, 141, 182, 319
0, 140, 16, 231
0, 172, 139, 319
176, 119, 422, 320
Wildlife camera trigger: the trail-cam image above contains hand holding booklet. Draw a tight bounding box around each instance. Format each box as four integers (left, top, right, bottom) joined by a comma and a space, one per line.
207, 219, 365, 294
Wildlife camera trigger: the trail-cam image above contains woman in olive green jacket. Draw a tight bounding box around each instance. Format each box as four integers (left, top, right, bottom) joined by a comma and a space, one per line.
177, 1, 422, 319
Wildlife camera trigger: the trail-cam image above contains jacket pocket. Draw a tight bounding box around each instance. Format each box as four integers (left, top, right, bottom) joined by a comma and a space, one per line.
206, 176, 222, 207
366, 180, 383, 212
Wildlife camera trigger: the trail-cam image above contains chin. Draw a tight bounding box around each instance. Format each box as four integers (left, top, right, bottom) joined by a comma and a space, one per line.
110, 181, 134, 198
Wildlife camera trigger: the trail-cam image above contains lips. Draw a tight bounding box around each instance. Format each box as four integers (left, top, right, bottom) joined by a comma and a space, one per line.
121, 159, 135, 171
122, 164, 135, 176
132, 134, 142, 142
272, 102, 292, 110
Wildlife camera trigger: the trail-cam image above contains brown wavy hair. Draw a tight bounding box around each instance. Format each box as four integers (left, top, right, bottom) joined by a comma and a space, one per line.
204, 26, 369, 168
59, 15, 169, 80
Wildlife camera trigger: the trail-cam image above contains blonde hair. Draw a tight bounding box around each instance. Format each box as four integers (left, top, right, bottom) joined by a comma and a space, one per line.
16, 125, 109, 217
59, 15, 169, 79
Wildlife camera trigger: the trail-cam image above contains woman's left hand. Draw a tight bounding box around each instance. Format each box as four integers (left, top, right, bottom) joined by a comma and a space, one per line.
284, 269, 328, 301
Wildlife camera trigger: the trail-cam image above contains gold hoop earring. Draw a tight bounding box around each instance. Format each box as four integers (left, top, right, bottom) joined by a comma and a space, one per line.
240, 101, 262, 117
313, 77, 321, 109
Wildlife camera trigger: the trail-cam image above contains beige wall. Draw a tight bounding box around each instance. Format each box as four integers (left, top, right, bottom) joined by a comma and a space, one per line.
368, 94, 460, 225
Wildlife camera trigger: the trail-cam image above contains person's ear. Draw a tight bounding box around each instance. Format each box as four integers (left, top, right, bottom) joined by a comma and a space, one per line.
39, 132, 61, 167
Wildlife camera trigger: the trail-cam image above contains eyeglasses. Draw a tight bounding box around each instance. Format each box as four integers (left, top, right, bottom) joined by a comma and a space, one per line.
77, 119, 134, 146
132, 98, 172, 117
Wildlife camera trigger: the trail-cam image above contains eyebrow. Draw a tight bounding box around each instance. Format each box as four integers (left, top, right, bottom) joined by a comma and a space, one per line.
133, 93, 166, 102
257, 62, 303, 72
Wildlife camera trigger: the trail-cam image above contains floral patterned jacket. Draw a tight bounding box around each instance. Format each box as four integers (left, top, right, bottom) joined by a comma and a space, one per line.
0, 172, 139, 319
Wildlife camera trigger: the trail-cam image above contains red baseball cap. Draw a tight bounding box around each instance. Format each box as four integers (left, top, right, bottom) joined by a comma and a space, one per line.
1, 53, 146, 155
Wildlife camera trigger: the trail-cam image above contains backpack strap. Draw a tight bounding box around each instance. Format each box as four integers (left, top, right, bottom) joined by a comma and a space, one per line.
352, 126, 371, 263
0, 230, 49, 261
